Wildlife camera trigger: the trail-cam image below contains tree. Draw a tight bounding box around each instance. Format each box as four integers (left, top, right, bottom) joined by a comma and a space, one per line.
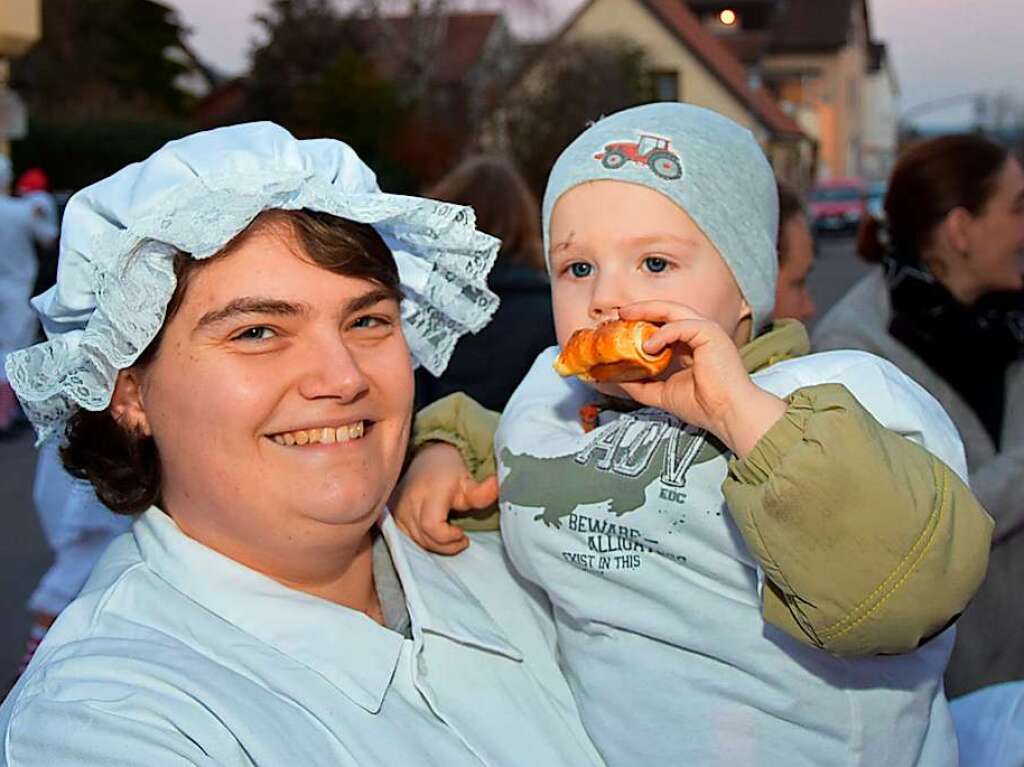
12, 0, 195, 119
490, 38, 652, 193
246, 0, 412, 189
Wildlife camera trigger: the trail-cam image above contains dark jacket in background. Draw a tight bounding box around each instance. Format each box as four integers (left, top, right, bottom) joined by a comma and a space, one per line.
814, 268, 1024, 697
416, 264, 555, 413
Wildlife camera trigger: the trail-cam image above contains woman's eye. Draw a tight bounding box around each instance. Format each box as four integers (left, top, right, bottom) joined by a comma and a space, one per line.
351, 315, 392, 330
233, 326, 276, 341
569, 262, 593, 278
644, 256, 669, 273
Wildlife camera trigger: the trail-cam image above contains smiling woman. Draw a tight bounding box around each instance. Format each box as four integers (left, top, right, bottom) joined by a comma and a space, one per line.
63, 210, 403, 517
0, 123, 605, 766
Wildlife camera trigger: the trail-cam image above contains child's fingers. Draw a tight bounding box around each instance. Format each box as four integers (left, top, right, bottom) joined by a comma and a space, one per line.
423, 518, 469, 554
643, 319, 707, 354
619, 300, 705, 324
425, 535, 471, 556
454, 474, 500, 511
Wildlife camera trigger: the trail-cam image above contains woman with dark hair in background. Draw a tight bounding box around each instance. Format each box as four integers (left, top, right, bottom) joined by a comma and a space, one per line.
416, 155, 556, 412
814, 135, 1024, 697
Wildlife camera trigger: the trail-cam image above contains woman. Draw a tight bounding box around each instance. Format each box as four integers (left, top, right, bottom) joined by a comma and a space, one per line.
814, 135, 1024, 697
774, 180, 816, 323
0, 123, 604, 766
415, 155, 555, 411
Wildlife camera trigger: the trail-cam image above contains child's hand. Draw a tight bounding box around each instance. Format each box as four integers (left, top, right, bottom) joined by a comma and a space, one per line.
390, 442, 499, 555
617, 301, 787, 458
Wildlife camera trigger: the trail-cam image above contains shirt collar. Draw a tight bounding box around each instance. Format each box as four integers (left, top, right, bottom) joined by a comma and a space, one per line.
133, 508, 521, 714
379, 512, 522, 663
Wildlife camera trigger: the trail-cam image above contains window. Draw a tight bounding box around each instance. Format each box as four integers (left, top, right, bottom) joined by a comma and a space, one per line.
650, 70, 679, 102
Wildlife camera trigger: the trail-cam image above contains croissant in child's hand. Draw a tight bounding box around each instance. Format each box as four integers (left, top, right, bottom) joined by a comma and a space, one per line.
553, 320, 673, 383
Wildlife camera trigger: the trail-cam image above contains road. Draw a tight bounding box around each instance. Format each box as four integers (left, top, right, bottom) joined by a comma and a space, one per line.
0, 234, 873, 682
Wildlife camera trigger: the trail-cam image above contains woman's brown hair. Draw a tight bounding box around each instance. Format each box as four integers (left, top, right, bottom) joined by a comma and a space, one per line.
61, 209, 399, 515
426, 155, 544, 271
857, 134, 1009, 265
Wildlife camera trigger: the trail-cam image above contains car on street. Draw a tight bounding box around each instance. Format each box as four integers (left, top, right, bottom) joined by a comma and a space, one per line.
810, 177, 868, 235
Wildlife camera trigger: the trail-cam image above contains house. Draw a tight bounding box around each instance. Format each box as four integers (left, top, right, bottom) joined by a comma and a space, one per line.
491, 0, 813, 188
861, 42, 898, 182
353, 12, 521, 130
689, 0, 893, 180
0, 0, 40, 160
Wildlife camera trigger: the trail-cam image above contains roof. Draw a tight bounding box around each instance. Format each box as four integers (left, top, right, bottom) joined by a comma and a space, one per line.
636, 0, 804, 137
351, 12, 500, 85
686, 0, 872, 54
769, 0, 865, 52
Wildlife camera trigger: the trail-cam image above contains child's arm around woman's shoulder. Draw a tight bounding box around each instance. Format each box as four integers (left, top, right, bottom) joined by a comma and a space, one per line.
728, 349, 993, 656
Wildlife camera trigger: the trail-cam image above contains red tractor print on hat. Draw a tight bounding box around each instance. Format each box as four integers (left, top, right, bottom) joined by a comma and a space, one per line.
594, 134, 683, 180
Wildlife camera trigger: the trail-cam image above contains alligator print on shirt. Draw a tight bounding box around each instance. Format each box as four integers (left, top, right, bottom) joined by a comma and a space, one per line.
500, 413, 728, 528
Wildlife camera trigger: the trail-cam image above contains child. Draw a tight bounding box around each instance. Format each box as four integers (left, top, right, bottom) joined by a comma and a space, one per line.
395, 104, 993, 765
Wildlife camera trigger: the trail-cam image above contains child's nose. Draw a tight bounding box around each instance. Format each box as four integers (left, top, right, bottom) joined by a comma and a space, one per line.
588, 275, 624, 321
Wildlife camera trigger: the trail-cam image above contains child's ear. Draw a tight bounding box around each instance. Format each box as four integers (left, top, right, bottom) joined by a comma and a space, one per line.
109, 368, 152, 436
738, 298, 754, 323
734, 299, 755, 345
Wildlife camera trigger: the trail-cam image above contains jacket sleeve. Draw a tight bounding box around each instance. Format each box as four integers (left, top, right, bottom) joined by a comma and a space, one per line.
724, 382, 993, 657
412, 393, 501, 532
967, 445, 1024, 545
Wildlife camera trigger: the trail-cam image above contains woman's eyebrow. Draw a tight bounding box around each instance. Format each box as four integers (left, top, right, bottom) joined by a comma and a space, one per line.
344, 287, 399, 316
193, 297, 310, 333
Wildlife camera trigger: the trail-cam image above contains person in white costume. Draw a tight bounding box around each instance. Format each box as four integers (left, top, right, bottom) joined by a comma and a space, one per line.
0, 123, 606, 767
0, 157, 58, 430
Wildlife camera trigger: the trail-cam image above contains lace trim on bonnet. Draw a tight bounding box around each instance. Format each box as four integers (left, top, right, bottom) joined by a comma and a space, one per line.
6, 169, 499, 445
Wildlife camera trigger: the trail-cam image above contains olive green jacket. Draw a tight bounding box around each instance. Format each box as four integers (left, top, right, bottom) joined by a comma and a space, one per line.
413, 321, 993, 657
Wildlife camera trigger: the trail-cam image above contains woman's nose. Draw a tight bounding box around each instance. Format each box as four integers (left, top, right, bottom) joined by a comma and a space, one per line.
296, 336, 370, 403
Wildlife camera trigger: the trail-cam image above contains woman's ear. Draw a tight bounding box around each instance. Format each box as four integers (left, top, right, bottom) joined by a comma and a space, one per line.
110, 368, 151, 436
943, 207, 973, 258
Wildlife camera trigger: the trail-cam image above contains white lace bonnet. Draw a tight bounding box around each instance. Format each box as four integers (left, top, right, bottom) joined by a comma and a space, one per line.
5, 122, 500, 444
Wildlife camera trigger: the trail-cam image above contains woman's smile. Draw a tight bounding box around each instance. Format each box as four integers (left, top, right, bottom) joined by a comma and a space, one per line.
268, 419, 371, 446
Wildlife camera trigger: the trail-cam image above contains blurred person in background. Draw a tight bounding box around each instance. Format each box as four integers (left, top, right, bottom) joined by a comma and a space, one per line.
774, 180, 816, 323
12, 442, 131, 680
15, 168, 61, 296
0, 158, 59, 433
814, 135, 1024, 696
415, 155, 555, 412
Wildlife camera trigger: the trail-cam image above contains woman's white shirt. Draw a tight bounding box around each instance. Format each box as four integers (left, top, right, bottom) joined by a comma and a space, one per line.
0, 508, 604, 767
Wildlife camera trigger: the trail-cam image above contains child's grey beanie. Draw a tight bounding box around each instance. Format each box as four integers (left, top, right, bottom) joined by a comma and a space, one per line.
542, 102, 779, 331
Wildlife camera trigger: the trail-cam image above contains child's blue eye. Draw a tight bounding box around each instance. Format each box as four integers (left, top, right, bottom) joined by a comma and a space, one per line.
569, 262, 593, 278
233, 326, 276, 341
644, 257, 668, 273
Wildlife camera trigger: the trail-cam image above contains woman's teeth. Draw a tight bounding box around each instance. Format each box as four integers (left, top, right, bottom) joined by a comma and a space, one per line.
272, 421, 365, 446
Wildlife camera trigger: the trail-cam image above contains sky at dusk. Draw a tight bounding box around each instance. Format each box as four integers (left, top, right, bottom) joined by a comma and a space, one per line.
166, 0, 1024, 127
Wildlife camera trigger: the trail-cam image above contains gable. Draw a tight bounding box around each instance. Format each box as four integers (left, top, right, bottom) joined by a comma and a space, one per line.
564, 0, 771, 138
